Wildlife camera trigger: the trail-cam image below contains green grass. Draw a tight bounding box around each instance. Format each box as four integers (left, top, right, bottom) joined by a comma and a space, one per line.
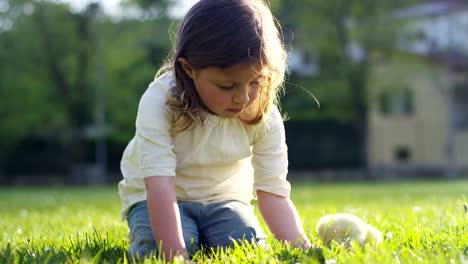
1, 180, 468, 263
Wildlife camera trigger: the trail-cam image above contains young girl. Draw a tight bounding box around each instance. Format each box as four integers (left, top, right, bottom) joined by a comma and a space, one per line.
118, 0, 311, 260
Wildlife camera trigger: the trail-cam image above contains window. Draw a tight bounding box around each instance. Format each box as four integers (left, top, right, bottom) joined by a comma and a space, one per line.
379, 87, 414, 116
394, 146, 411, 163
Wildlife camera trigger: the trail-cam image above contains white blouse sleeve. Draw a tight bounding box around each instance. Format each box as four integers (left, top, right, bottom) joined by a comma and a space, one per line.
251, 105, 291, 197
134, 81, 176, 178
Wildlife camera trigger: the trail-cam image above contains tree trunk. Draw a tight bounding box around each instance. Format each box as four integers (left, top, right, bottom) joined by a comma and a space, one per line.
348, 64, 371, 179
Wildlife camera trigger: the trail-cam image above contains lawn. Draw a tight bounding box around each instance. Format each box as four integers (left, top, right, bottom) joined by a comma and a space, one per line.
1, 179, 467, 263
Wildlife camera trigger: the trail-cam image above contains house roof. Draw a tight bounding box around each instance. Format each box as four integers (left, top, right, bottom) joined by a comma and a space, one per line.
427, 49, 468, 71
392, 0, 468, 19
392, 0, 468, 69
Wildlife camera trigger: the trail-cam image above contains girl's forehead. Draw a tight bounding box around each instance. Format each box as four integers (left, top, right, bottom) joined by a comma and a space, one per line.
207, 63, 266, 78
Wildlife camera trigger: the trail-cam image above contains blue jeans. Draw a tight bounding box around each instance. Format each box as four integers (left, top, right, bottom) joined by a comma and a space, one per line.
127, 200, 267, 258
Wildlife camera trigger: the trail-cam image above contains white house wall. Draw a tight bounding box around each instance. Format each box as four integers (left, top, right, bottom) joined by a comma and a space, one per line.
368, 58, 465, 169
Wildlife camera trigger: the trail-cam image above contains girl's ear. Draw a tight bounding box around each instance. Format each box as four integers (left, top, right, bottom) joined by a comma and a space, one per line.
177, 57, 195, 79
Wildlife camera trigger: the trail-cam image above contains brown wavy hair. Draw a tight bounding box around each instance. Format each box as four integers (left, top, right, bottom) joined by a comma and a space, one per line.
156, 0, 287, 132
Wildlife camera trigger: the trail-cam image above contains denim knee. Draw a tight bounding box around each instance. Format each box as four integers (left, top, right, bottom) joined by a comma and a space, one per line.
127, 200, 202, 258
128, 238, 157, 260
127, 201, 158, 259
200, 200, 267, 248
217, 226, 259, 247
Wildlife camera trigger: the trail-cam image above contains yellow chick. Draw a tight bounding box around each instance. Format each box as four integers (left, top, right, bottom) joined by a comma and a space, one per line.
316, 213, 383, 247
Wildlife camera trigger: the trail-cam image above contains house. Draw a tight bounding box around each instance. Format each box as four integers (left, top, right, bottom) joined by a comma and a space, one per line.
368, 0, 468, 177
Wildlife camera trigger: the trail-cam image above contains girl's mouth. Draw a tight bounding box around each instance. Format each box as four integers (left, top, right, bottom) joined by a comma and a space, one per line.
227, 108, 243, 113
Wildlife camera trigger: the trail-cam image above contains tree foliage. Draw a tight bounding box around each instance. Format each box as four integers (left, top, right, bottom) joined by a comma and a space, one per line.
0, 0, 173, 177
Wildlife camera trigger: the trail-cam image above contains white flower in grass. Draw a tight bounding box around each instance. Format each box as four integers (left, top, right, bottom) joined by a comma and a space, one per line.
385, 232, 393, 241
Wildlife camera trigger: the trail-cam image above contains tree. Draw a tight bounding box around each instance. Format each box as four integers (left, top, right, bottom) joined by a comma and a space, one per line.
121, 0, 173, 19
31, 2, 97, 180
0, 0, 176, 181
0, 0, 64, 180
0, 0, 99, 181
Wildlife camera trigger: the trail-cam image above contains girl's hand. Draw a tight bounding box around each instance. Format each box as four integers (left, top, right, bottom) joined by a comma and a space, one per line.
298, 235, 312, 250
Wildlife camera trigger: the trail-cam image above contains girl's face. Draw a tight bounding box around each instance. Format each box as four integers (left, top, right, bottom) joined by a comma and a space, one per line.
180, 59, 264, 118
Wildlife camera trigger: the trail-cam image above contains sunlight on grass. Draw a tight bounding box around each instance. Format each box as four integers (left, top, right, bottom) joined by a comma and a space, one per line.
1, 180, 468, 263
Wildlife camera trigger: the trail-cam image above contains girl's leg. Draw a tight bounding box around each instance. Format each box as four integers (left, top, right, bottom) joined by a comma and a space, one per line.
199, 200, 267, 249
127, 201, 157, 259
178, 201, 202, 255
126, 200, 201, 259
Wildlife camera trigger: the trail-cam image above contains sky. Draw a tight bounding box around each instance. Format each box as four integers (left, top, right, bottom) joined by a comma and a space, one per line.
54, 0, 198, 18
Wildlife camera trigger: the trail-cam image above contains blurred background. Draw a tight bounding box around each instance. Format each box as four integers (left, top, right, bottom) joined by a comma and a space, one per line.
0, 0, 467, 185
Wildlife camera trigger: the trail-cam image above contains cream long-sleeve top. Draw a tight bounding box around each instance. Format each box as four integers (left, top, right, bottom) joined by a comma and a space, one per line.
118, 73, 291, 220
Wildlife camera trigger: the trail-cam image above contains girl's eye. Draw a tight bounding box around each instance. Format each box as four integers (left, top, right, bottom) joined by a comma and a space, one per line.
218, 85, 234, 90
250, 81, 261, 87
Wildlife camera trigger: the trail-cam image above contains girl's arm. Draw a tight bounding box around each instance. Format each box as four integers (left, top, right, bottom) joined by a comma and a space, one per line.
257, 190, 311, 250
145, 176, 189, 260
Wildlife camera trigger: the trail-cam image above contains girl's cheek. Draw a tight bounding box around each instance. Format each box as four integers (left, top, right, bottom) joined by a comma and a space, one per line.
249, 87, 261, 102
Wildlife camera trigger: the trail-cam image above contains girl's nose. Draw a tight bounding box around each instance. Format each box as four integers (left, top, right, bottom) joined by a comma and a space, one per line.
233, 87, 249, 105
